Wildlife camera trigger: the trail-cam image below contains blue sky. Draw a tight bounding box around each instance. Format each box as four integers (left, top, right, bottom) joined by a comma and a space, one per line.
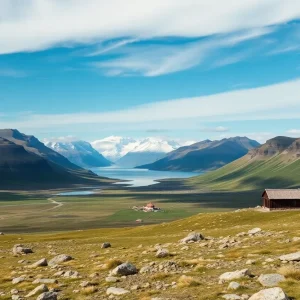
1, 0, 300, 144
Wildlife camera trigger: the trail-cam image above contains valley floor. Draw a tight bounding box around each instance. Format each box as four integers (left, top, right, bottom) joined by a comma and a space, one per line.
0, 209, 300, 299
0, 183, 261, 233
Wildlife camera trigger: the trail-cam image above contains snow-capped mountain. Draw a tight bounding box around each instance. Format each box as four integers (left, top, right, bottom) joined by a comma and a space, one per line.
115, 137, 184, 167
91, 136, 140, 162
44, 140, 112, 168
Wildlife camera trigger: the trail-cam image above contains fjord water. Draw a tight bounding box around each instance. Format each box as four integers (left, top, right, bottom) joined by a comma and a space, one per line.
92, 167, 201, 187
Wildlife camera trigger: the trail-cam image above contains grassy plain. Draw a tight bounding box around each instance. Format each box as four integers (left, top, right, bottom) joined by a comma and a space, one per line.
0, 209, 300, 299
0, 186, 261, 233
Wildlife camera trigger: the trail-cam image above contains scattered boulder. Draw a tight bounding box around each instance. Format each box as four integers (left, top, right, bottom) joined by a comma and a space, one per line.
279, 252, 300, 262
31, 258, 48, 268
258, 274, 285, 287
63, 270, 81, 279
222, 295, 241, 300
249, 287, 288, 300
25, 284, 48, 298
48, 254, 73, 266
180, 232, 204, 243
156, 248, 169, 258
228, 282, 240, 290
0, 232, 4, 235
105, 276, 120, 283
106, 287, 130, 295
110, 262, 137, 276
12, 244, 33, 255
36, 292, 57, 300
219, 269, 251, 282
248, 228, 262, 235
12, 277, 26, 284
32, 279, 58, 285
101, 242, 111, 249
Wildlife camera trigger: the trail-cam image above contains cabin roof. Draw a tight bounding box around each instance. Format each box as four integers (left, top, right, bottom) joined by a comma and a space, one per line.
263, 189, 300, 200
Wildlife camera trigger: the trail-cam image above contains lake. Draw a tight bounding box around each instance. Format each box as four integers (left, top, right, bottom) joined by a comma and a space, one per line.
91, 167, 201, 187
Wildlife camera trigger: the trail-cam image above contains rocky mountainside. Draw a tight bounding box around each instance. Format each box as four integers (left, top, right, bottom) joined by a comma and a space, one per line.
0, 129, 106, 188
138, 137, 260, 172
0, 208, 299, 299
0, 129, 81, 171
189, 136, 300, 191
44, 140, 112, 168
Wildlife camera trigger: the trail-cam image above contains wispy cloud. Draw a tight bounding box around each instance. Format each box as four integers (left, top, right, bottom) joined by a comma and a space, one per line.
93, 28, 273, 76
286, 129, 300, 136
200, 126, 230, 133
1, 0, 300, 55
0, 68, 28, 78
1, 78, 300, 132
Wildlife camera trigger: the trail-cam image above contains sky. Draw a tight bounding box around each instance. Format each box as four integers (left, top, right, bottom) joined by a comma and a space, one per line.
1, 0, 300, 144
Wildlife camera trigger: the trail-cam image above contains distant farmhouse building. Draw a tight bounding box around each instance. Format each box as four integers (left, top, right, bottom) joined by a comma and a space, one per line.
262, 189, 300, 210
143, 202, 161, 212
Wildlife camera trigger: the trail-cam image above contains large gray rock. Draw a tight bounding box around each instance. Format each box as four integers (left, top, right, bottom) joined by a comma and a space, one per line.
249, 287, 288, 300
228, 282, 241, 290
110, 262, 137, 276
106, 287, 129, 295
258, 274, 285, 287
180, 232, 204, 243
26, 284, 48, 297
219, 269, 251, 282
12, 277, 26, 284
48, 254, 73, 266
36, 292, 57, 300
13, 244, 33, 255
279, 251, 300, 262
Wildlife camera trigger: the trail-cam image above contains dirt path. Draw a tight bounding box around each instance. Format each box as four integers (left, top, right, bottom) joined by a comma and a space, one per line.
45, 198, 64, 211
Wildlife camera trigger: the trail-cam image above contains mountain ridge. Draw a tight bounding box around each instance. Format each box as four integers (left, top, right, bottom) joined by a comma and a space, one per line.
138, 136, 260, 172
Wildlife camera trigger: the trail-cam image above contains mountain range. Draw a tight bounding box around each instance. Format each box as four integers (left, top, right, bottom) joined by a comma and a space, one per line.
138, 137, 260, 172
44, 140, 112, 168
0, 129, 102, 188
188, 136, 300, 190
91, 136, 191, 167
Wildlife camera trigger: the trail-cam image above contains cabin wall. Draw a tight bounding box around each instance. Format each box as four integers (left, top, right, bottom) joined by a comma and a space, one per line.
269, 199, 300, 210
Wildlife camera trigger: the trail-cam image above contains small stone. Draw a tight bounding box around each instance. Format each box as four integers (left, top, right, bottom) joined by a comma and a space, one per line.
105, 276, 120, 283
228, 282, 240, 290
36, 292, 57, 300
32, 279, 58, 284
12, 277, 25, 284
106, 287, 130, 295
31, 258, 48, 268
110, 262, 137, 276
248, 228, 262, 235
219, 269, 251, 282
48, 254, 73, 266
279, 252, 300, 262
249, 287, 288, 300
258, 274, 285, 287
101, 242, 111, 249
156, 248, 169, 258
12, 244, 33, 255
26, 284, 48, 297
180, 232, 204, 243
222, 295, 241, 300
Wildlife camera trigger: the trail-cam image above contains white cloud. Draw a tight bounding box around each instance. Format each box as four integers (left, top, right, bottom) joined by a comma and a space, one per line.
200, 126, 230, 133
286, 129, 300, 137
1, 0, 300, 55
1, 78, 300, 132
93, 28, 273, 76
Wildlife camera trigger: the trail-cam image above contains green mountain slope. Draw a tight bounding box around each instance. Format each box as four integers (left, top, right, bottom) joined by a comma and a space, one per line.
138, 137, 260, 172
188, 136, 300, 191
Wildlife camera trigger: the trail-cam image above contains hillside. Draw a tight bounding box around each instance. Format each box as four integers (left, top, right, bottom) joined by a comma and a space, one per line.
44, 140, 112, 168
188, 136, 300, 191
0, 209, 299, 299
0, 130, 110, 189
0, 129, 81, 171
138, 137, 260, 172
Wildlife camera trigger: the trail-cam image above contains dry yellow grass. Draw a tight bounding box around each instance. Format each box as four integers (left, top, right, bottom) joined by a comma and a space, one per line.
177, 275, 200, 287
104, 258, 123, 270
278, 266, 300, 281
81, 286, 98, 295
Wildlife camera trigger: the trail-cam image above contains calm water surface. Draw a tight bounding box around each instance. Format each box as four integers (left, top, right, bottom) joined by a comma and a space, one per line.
91, 167, 201, 187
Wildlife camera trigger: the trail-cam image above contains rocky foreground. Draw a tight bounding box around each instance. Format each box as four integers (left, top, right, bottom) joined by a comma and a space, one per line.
0, 209, 300, 299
